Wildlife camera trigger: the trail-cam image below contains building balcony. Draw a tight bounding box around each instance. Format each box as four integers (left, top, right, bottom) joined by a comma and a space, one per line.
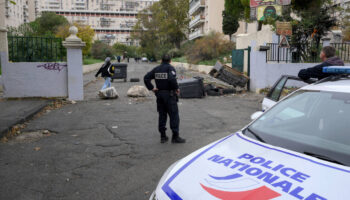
189, 0, 205, 16
23, 5, 28, 10
189, 29, 204, 40
189, 14, 205, 28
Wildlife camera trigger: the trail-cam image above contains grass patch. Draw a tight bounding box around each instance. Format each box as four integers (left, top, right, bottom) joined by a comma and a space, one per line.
172, 53, 231, 66
197, 53, 232, 66
172, 56, 187, 63
83, 58, 104, 65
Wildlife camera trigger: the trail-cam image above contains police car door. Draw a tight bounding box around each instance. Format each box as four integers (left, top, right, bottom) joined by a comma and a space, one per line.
262, 75, 307, 111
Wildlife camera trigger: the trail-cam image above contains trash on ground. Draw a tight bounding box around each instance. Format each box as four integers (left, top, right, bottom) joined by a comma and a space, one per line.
99, 87, 119, 99
205, 84, 236, 96
130, 78, 140, 82
127, 85, 149, 98
34, 147, 41, 151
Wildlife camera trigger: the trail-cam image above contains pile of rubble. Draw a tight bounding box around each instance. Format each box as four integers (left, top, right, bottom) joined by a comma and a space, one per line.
175, 61, 249, 97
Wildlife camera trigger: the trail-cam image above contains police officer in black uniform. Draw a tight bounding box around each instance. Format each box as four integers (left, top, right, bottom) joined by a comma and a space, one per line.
144, 54, 186, 144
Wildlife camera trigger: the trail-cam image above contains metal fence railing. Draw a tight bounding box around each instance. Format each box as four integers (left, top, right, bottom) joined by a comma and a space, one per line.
266, 43, 322, 63
331, 43, 350, 63
8, 36, 66, 62
266, 42, 350, 63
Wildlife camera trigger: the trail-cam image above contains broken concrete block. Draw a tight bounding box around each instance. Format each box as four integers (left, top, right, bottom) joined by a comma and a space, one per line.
127, 85, 149, 97
99, 87, 119, 99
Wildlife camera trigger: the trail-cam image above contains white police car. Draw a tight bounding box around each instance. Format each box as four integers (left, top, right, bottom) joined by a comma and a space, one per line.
151, 66, 350, 200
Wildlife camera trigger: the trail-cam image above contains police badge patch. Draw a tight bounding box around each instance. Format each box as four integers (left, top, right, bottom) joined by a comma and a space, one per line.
155, 73, 168, 79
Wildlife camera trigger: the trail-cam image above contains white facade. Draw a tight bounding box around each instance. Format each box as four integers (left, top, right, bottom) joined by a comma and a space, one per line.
3, 0, 33, 28
40, 0, 158, 45
188, 0, 226, 40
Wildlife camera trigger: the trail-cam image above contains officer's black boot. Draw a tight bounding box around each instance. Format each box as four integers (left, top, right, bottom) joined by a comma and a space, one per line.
171, 133, 186, 144
160, 131, 169, 143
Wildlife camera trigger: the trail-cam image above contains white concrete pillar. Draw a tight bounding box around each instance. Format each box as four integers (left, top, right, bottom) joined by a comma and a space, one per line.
322, 38, 331, 47
0, 26, 8, 91
63, 26, 86, 101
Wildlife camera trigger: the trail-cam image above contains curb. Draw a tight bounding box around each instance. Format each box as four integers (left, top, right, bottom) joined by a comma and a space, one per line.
0, 100, 50, 139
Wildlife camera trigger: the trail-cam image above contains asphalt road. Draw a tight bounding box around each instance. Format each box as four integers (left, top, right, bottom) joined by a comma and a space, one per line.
0, 61, 262, 200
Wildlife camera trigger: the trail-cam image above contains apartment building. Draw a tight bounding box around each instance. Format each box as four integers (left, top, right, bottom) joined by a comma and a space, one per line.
188, 0, 226, 40
2, 0, 34, 28
40, 0, 157, 45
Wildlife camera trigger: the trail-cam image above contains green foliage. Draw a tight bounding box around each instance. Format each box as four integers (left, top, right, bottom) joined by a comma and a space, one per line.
343, 7, 350, 41
7, 12, 68, 38
91, 41, 115, 60
222, 11, 240, 40
113, 43, 140, 58
222, 0, 250, 38
36, 12, 69, 36
133, 0, 189, 61
7, 36, 66, 62
55, 23, 95, 56
185, 32, 235, 64
260, 0, 337, 61
7, 21, 40, 36
83, 58, 104, 65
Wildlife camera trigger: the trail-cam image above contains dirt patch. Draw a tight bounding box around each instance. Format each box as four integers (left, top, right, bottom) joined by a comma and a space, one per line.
1, 99, 72, 143
6, 130, 55, 144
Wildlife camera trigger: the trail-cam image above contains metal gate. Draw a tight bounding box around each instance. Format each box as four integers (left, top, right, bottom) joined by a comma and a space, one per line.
232, 49, 244, 72
232, 47, 251, 90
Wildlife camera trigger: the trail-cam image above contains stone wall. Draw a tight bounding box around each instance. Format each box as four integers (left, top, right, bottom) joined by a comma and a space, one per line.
1, 52, 68, 98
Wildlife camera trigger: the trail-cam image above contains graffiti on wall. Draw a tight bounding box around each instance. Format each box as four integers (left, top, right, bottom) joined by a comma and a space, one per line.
257, 5, 282, 21
37, 63, 67, 72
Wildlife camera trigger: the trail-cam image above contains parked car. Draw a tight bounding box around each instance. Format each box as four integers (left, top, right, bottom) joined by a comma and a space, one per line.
150, 67, 350, 200
141, 57, 148, 62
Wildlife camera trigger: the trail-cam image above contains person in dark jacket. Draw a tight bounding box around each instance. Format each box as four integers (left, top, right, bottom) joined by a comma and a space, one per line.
95, 57, 114, 90
144, 54, 186, 144
298, 46, 344, 80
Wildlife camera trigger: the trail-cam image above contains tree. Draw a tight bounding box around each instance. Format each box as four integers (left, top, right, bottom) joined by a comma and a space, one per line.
342, 7, 350, 41
56, 23, 95, 56
91, 41, 115, 60
222, 0, 250, 39
256, 0, 336, 61
7, 21, 39, 36
222, 11, 240, 40
36, 12, 69, 36
132, 0, 189, 60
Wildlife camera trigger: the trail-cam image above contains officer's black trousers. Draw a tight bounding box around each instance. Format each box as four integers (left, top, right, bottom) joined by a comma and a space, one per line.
156, 91, 179, 136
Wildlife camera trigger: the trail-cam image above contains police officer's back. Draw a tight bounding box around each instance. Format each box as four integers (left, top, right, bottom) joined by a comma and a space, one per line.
144, 54, 186, 144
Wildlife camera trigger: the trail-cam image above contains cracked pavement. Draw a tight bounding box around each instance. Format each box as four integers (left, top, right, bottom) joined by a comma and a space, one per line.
0, 62, 263, 200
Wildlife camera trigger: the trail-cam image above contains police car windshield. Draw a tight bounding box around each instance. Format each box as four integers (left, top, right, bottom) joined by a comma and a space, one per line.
249, 90, 350, 166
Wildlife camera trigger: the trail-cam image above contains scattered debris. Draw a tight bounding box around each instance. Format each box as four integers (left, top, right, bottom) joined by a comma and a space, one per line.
175, 65, 186, 79
209, 61, 249, 88
7, 130, 54, 144
127, 85, 149, 98
2, 99, 70, 142
99, 87, 119, 99
205, 84, 236, 96
112, 126, 118, 129
34, 147, 41, 151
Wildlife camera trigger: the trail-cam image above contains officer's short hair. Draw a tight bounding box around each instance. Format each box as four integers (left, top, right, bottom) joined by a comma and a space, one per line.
162, 54, 171, 64
322, 46, 336, 58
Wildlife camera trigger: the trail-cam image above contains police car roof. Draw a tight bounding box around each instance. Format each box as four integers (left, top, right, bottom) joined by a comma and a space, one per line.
302, 78, 350, 93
